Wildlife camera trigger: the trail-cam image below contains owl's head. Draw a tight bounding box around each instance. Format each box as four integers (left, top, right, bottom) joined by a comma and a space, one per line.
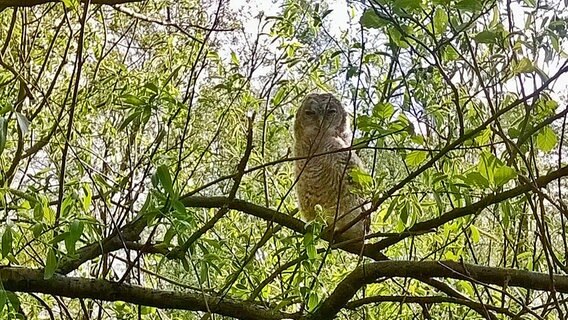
294, 93, 348, 142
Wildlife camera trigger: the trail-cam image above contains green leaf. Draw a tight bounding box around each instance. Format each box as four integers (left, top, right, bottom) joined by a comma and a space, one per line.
433, 8, 448, 34
399, 200, 409, 225
536, 126, 557, 152
0, 117, 7, 157
172, 198, 187, 216
522, 0, 535, 6
69, 220, 84, 242
33, 203, 44, 221
82, 184, 92, 212
356, 115, 376, 132
32, 223, 44, 238
0, 289, 5, 313
475, 128, 492, 145
349, 167, 373, 187
120, 94, 145, 106
478, 152, 500, 182
360, 9, 389, 29
118, 111, 141, 131
494, 166, 517, 187
383, 198, 398, 221
61, 196, 74, 217
459, 281, 475, 296
143, 82, 159, 93
474, 30, 499, 44
156, 165, 174, 196
388, 27, 408, 48
394, 0, 422, 11
2, 227, 12, 258
230, 51, 239, 66
406, 150, 428, 167
455, 0, 483, 12
443, 45, 459, 61
513, 57, 535, 74
373, 102, 395, 120
508, 127, 521, 138
44, 248, 58, 279
272, 86, 287, 106
307, 292, 319, 311
61, 0, 79, 9
462, 172, 490, 188
306, 243, 317, 260
6, 292, 19, 314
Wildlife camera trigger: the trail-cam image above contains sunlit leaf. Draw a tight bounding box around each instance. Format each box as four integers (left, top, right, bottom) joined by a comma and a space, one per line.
120, 94, 145, 106
494, 166, 517, 187
373, 102, 395, 120
308, 292, 319, 311
406, 150, 428, 167
513, 57, 535, 74
536, 126, 557, 152
349, 167, 373, 187
433, 8, 448, 34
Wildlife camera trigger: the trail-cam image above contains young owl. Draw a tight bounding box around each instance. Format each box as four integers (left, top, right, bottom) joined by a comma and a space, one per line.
293, 93, 368, 241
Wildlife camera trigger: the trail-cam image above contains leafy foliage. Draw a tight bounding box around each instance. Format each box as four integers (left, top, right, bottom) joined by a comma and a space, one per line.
0, 0, 567, 319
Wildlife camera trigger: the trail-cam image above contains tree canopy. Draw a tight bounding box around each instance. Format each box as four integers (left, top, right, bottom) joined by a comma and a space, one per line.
1, 0, 568, 319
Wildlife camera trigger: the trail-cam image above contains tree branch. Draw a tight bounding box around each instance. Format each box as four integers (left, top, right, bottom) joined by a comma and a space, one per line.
0, 266, 297, 320
346, 295, 514, 317
369, 164, 568, 251
310, 260, 568, 320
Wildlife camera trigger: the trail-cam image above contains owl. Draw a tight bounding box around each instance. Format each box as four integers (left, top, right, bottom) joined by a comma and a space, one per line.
293, 93, 369, 241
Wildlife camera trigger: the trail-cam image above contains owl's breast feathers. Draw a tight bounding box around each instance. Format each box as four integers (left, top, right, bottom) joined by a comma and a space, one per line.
294, 137, 365, 222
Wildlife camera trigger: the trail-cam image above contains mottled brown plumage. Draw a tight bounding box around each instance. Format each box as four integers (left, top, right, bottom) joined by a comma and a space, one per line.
294, 93, 368, 240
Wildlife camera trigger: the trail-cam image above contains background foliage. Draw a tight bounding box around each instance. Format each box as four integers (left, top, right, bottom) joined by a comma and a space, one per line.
1, 0, 568, 319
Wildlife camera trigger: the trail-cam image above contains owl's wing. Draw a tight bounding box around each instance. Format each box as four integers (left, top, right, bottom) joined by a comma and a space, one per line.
332, 149, 372, 232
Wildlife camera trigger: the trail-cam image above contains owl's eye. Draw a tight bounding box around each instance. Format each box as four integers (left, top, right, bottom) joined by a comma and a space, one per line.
305, 110, 316, 116
326, 109, 337, 114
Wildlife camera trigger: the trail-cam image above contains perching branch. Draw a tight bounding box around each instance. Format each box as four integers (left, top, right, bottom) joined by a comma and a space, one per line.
0, 266, 296, 320
63, 159, 568, 276
310, 260, 568, 320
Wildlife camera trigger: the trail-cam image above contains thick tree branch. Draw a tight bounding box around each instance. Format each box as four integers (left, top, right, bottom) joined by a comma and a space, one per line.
310, 260, 568, 320
61, 160, 567, 281
369, 164, 568, 251
57, 217, 146, 274
0, 0, 141, 6
0, 266, 297, 320
180, 196, 389, 260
